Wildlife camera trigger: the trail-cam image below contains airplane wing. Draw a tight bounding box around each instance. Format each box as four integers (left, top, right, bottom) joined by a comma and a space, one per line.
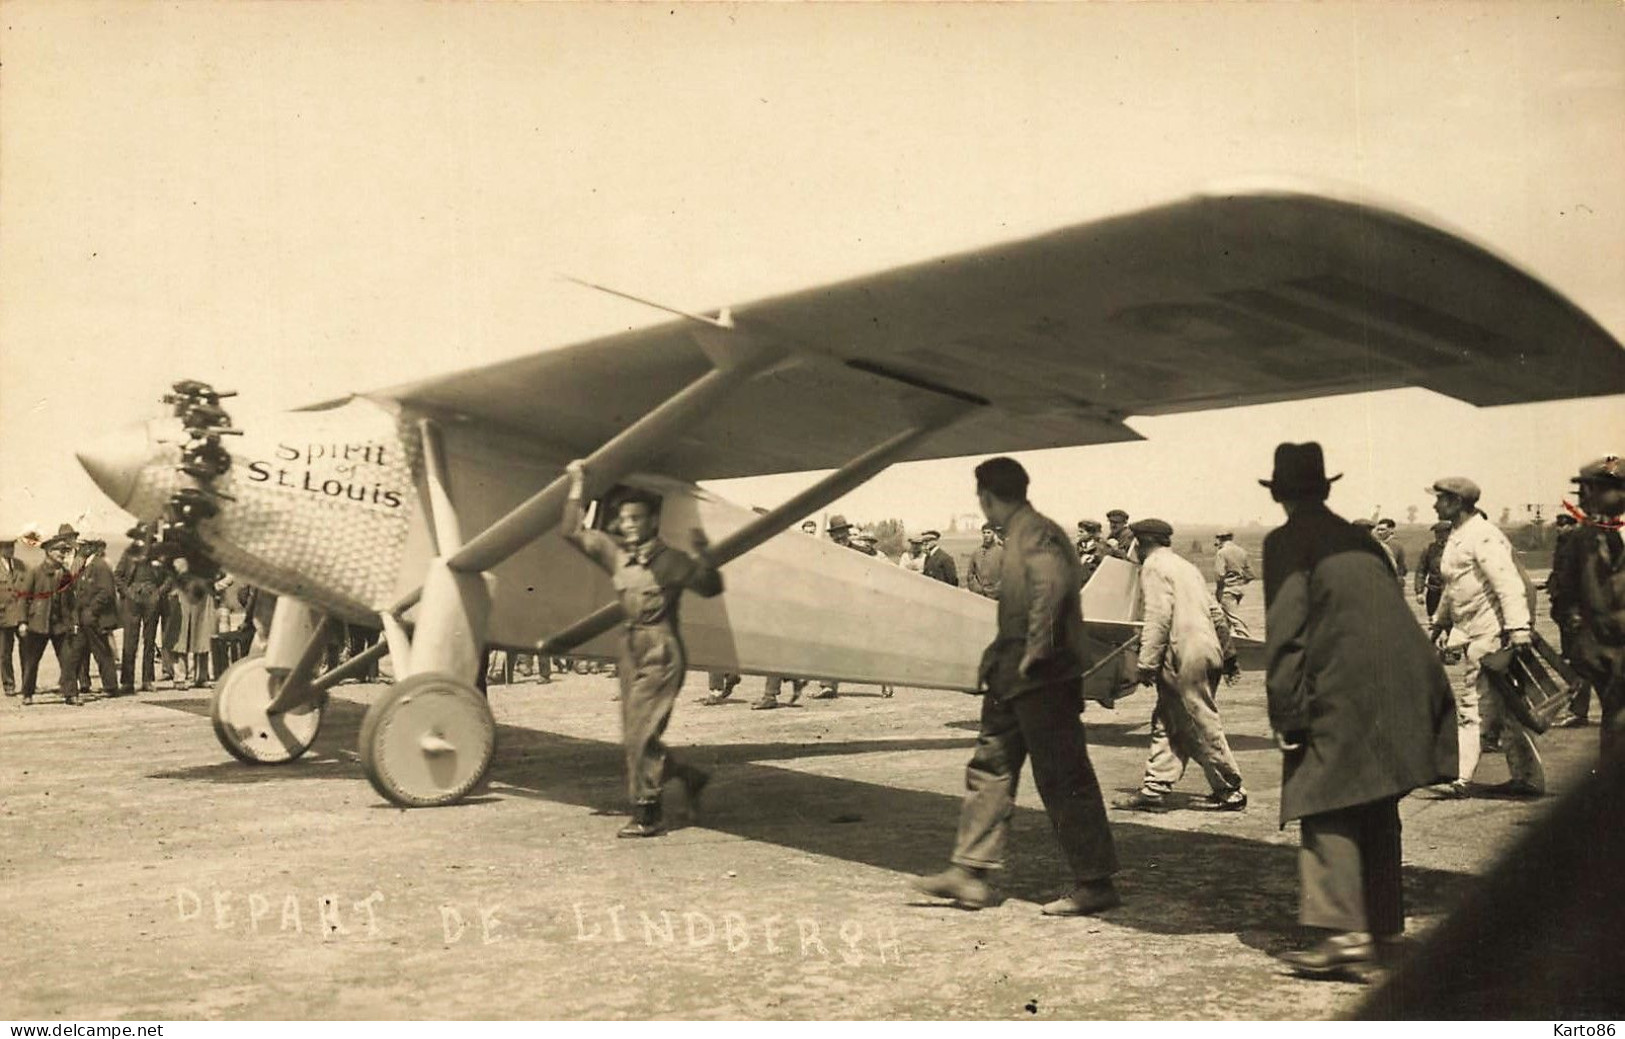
376, 190, 1625, 480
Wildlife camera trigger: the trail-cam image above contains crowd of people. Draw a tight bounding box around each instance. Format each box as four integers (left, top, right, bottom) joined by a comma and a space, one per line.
1, 522, 257, 705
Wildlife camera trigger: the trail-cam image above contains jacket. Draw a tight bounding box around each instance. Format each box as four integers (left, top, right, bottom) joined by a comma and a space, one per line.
1432, 513, 1534, 647
21, 559, 76, 634
75, 556, 122, 630
966, 544, 1004, 599
1570, 525, 1625, 680
1138, 546, 1230, 676
923, 546, 959, 587
0, 555, 28, 628
1213, 541, 1255, 593
1414, 539, 1447, 597
979, 503, 1090, 701
1263, 504, 1456, 825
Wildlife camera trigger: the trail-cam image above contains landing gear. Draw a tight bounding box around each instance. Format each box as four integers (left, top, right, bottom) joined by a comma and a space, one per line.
359, 672, 496, 807
210, 653, 323, 764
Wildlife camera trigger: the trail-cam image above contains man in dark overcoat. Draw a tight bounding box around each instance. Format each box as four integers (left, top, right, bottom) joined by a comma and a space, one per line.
915, 457, 1119, 917
19, 525, 83, 705
1565, 455, 1625, 754
115, 527, 169, 693
1259, 443, 1456, 976
73, 538, 122, 697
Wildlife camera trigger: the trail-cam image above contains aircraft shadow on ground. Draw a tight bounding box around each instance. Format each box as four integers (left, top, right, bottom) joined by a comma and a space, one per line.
147, 696, 1472, 939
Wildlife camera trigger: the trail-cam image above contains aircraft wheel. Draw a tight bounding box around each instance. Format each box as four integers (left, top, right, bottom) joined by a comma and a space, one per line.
360, 672, 496, 808
210, 653, 324, 764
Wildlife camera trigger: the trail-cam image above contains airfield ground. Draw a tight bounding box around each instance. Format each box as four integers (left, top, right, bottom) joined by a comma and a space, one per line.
0, 600, 1597, 1021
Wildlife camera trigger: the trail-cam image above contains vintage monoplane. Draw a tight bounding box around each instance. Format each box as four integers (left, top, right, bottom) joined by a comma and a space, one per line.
75, 190, 1625, 808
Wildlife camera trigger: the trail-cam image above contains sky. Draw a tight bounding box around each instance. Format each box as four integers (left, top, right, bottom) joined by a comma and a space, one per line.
3, 2, 1622, 535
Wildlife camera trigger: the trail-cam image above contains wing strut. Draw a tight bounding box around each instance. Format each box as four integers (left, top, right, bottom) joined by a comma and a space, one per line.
539, 407, 975, 654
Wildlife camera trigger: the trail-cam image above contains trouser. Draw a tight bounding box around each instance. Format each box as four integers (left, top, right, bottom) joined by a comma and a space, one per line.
618, 624, 692, 805
121, 605, 161, 688
77, 626, 119, 694
1141, 663, 1244, 797
1298, 797, 1404, 936
20, 630, 80, 698
1424, 587, 1441, 618
761, 676, 807, 702
950, 684, 1119, 884
1572, 649, 1625, 760
1, 624, 18, 692
708, 671, 739, 694
1560, 624, 1594, 719
1455, 637, 1545, 790
1216, 589, 1253, 639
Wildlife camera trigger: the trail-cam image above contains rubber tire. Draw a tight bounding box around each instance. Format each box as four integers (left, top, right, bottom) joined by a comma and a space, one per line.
210, 652, 324, 765
359, 672, 496, 808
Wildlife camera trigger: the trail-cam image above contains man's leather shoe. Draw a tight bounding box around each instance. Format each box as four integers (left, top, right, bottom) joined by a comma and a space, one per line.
914, 865, 991, 909
1112, 790, 1168, 812
1040, 881, 1121, 916
1483, 779, 1543, 798
1436, 779, 1471, 799
617, 802, 665, 838
1205, 788, 1248, 811
749, 698, 780, 711
1278, 931, 1377, 976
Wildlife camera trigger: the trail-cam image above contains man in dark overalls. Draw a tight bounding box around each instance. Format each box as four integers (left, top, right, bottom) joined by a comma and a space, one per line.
562, 462, 724, 837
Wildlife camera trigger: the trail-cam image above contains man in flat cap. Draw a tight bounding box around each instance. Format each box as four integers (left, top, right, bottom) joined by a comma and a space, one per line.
1260, 443, 1455, 976
1373, 519, 1408, 586
1559, 455, 1625, 753
1212, 531, 1256, 640
73, 538, 122, 698
919, 530, 959, 587
1114, 518, 1247, 812
916, 457, 1119, 917
1413, 521, 1452, 617
1428, 475, 1543, 798
1104, 509, 1138, 561
899, 534, 928, 574
1075, 519, 1106, 587
966, 523, 1004, 600
1, 535, 28, 696
18, 524, 83, 706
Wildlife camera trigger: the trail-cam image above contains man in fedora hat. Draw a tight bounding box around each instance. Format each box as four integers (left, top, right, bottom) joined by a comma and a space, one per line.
1113, 518, 1247, 812
915, 457, 1120, 917
1260, 443, 1456, 976
809, 515, 859, 700
1428, 474, 1544, 798
73, 538, 122, 698
1, 535, 29, 696
919, 530, 959, 587
1414, 520, 1453, 617
1559, 455, 1625, 753
18, 524, 84, 705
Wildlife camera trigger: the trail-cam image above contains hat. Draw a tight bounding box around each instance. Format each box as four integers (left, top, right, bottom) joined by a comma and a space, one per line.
907, 534, 927, 544
1077, 519, 1101, 532
826, 514, 852, 532
1215, 530, 1233, 540
852, 530, 877, 543
41, 522, 79, 551
1129, 518, 1173, 539
1427, 476, 1481, 504
1260, 443, 1342, 497
1431, 520, 1453, 533
1106, 509, 1129, 523
981, 522, 998, 532
921, 529, 941, 541
80, 537, 106, 551
126, 523, 152, 540
1352, 517, 1376, 530
1553, 514, 1577, 528
1572, 455, 1624, 487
